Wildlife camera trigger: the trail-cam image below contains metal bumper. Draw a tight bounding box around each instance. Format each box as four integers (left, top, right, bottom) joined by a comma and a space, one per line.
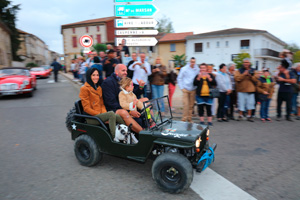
196, 143, 217, 173
0, 88, 33, 95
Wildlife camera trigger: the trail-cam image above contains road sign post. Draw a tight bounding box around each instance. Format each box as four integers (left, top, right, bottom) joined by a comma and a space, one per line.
115, 29, 158, 36
115, 37, 158, 46
115, 18, 158, 28
115, 4, 159, 17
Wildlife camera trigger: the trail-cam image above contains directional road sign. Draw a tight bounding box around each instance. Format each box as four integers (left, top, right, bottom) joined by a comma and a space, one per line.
115, 37, 158, 46
115, 0, 154, 2
115, 4, 158, 17
115, 18, 158, 28
115, 29, 158, 36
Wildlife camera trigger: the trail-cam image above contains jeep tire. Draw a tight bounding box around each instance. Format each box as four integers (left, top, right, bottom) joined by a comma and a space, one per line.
74, 135, 102, 167
152, 153, 193, 193
66, 107, 76, 132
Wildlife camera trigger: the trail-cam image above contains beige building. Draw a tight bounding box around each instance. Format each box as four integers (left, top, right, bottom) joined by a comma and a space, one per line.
17, 29, 51, 66
156, 32, 193, 66
0, 20, 12, 68
61, 16, 121, 69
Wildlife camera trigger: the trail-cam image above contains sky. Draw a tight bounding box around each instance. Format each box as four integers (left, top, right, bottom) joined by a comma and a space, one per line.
11, 0, 300, 54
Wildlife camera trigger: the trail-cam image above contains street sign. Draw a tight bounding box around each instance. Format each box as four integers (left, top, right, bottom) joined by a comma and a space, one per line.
115, 4, 158, 17
116, 29, 158, 36
115, 0, 154, 2
115, 37, 158, 46
79, 35, 93, 48
115, 18, 158, 28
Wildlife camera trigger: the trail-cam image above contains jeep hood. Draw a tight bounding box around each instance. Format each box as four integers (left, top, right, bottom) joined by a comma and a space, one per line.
152, 121, 208, 143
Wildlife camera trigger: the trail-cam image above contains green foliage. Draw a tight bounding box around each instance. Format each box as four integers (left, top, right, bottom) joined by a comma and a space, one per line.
233, 53, 251, 69
73, 54, 77, 59
26, 62, 38, 68
80, 49, 84, 57
92, 43, 107, 53
172, 54, 186, 69
0, 0, 22, 61
293, 51, 300, 63
156, 15, 174, 33
284, 43, 300, 53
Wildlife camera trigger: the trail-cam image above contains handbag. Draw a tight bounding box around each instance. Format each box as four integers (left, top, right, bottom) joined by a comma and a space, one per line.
209, 88, 220, 98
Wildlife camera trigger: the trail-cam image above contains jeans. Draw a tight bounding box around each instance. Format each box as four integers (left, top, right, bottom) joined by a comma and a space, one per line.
291, 93, 298, 114
260, 98, 271, 119
152, 85, 165, 112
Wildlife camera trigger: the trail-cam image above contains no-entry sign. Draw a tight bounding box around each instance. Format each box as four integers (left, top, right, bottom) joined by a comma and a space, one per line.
79, 35, 93, 48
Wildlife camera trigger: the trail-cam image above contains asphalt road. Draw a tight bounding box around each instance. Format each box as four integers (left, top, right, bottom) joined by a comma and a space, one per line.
0, 73, 299, 200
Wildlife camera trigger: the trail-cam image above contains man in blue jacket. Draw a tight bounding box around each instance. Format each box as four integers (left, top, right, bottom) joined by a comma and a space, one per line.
101, 64, 146, 133
51, 59, 62, 82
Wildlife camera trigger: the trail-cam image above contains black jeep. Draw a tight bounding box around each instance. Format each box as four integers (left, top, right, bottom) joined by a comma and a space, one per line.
66, 96, 217, 193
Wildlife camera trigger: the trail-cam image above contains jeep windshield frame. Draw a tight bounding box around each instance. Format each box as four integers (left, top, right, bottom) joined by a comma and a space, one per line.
142, 96, 173, 130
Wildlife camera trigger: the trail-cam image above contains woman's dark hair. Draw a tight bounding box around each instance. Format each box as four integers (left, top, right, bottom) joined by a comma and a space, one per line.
219, 63, 226, 70
93, 56, 100, 63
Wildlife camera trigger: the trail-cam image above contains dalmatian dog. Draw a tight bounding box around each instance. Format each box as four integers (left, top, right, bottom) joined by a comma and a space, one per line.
114, 124, 138, 144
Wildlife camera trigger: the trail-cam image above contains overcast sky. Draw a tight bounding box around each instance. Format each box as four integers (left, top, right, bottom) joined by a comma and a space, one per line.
11, 0, 300, 54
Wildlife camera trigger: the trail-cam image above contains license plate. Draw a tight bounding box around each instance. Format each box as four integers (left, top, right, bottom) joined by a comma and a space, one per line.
2, 92, 16, 95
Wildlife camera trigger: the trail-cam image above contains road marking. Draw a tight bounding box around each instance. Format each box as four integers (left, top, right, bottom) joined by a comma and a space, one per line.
191, 168, 257, 200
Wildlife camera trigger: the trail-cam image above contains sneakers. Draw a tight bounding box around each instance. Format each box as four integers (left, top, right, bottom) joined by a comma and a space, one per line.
276, 117, 281, 121
286, 118, 293, 122
296, 116, 300, 120
237, 116, 243, 121
247, 117, 254, 122
208, 122, 213, 126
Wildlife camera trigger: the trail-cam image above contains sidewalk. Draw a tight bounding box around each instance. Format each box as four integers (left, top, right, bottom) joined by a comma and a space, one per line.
62, 72, 280, 121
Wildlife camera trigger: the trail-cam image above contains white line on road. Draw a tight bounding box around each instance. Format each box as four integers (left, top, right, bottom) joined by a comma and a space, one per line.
191, 168, 257, 200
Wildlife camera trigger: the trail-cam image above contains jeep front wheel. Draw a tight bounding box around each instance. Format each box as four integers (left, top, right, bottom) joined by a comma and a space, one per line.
74, 135, 102, 167
152, 153, 193, 194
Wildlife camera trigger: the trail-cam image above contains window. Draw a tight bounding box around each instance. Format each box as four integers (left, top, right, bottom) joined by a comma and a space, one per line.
86, 27, 89, 33
72, 28, 75, 34
72, 36, 77, 48
216, 41, 220, 48
241, 40, 250, 49
96, 34, 101, 44
97, 26, 100, 32
170, 43, 176, 52
225, 41, 229, 47
194, 43, 203, 52
207, 42, 210, 48
149, 46, 155, 53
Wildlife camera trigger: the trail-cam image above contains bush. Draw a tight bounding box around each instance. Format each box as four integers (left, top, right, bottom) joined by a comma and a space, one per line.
26, 62, 38, 68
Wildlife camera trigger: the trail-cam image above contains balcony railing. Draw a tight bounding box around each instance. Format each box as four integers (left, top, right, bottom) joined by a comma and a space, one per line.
254, 48, 280, 58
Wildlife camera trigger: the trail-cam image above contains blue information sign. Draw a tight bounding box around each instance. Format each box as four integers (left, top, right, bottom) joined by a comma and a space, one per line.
115, 0, 154, 2
115, 4, 158, 17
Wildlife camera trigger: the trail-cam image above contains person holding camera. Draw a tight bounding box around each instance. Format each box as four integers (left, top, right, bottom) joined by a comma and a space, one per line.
234, 58, 258, 122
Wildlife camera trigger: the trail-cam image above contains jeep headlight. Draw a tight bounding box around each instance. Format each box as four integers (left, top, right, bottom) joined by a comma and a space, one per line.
206, 129, 210, 136
195, 137, 202, 148
23, 80, 29, 85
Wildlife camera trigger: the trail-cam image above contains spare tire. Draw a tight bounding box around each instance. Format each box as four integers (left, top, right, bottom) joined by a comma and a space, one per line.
66, 107, 77, 132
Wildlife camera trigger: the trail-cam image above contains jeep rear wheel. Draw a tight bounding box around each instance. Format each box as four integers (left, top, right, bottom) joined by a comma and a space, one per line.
152, 153, 193, 194
74, 135, 102, 167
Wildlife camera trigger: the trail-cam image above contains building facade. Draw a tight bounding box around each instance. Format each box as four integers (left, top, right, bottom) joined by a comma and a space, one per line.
186, 28, 286, 72
17, 29, 51, 66
61, 16, 122, 69
157, 32, 193, 66
0, 20, 12, 68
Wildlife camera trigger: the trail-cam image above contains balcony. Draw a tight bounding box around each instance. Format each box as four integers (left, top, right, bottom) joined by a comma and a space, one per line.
254, 48, 280, 58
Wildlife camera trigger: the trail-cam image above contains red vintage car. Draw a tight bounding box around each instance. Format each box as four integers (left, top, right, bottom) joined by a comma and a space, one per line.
0, 67, 36, 97
30, 67, 51, 78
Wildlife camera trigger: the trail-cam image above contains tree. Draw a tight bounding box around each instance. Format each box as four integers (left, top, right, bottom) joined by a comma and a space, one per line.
233, 53, 251, 69
156, 15, 174, 33
293, 51, 300, 63
172, 54, 186, 70
284, 43, 300, 53
0, 0, 22, 61
92, 43, 107, 54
